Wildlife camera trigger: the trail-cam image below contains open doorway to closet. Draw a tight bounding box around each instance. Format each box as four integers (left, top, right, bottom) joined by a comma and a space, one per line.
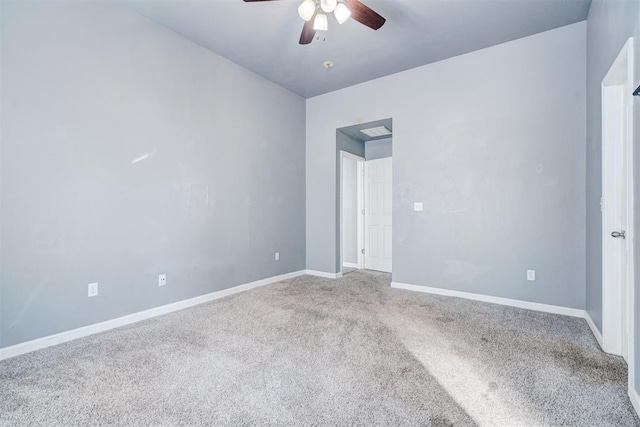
337, 118, 393, 276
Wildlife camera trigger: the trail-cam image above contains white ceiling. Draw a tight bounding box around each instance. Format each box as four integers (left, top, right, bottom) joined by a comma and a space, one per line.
121, 0, 591, 98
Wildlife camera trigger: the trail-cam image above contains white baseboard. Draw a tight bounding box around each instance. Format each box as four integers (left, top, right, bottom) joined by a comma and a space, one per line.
390, 281, 586, 318
584, 311, 604, 349
342, 262, 359, 269
304, 270, 341, 279
630, 385, 640, 418
0, 270, 306, 361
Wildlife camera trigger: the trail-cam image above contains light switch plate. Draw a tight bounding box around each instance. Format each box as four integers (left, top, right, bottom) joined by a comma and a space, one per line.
88, 282, 98, 297
414, 202, 424, 211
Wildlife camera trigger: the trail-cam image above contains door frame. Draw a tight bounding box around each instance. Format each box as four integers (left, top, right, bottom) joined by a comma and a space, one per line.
339, 151, 365, 274
601, 37, 635, 388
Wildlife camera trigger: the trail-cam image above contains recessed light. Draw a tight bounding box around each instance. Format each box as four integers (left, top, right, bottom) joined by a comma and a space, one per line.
360, 126, 392, 138
322, 61, 334, 69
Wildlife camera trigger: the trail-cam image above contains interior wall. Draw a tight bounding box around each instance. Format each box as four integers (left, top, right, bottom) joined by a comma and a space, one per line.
307, 22, 586, 309
585, 0, 640, 393
341, 156, 358, 265
365, 138, 393, 161
0, 2, 306, 348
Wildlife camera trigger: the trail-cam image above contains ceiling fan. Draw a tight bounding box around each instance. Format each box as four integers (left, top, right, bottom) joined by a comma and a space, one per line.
243, 0, 386, 45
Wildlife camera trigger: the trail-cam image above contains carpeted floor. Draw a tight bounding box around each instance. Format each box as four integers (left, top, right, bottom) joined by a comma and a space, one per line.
1, 270, 638, 426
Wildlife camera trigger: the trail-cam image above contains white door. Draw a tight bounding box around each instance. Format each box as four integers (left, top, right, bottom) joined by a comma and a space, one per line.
602, 43, 634, 362
364, 157, 392, 273
603, 84, 631, 361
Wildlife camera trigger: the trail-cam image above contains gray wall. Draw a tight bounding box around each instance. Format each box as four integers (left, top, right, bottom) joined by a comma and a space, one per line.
585, 0, 640, 393
0, 2, 306, 348
366, 138, 393, 161
307, 22, 586, 309
341, 157, 358, 265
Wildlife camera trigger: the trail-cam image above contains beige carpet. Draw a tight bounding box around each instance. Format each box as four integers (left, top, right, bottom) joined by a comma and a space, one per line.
0, 270, 638, 426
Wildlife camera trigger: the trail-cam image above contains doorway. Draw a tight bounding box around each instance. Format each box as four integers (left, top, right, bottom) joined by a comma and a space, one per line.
337, 119, 393, 275
601, 37, 635, 383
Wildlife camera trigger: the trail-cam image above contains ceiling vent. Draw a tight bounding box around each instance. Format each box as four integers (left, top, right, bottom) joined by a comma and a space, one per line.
360, 126, 392, 138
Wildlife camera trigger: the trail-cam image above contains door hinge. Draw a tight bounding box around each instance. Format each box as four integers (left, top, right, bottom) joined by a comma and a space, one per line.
361, 248, 365, 255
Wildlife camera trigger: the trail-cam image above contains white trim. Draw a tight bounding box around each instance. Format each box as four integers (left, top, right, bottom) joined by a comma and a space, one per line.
0, 270, 306, 361
339, 150, 365, 276
585, 311, 604, 348
630, 385, 640, 418
390, 281, 585, 318
304, 270, 341, 279
340, 151, 365, 162
342, 262, 359, 269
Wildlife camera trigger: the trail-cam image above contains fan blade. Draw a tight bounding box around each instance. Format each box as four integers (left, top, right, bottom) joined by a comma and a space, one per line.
344, 0, 386, 30
299, 17, 316, 44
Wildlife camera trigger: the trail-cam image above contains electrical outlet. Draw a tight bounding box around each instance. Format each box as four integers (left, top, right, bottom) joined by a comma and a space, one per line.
159, 274, 167, 287
88, 282, 98, 297
527, 270, 536, 281
414, 202, 424, 212
275, 252, 280, 261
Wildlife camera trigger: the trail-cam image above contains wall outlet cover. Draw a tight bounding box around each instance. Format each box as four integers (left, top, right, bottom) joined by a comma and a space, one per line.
275, 252, 280, 261
527, 270, 536, 281
159, 274, 167, 287
414, 202, 424, 211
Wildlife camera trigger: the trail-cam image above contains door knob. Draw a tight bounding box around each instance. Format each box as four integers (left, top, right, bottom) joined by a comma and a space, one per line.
611, 230, 626, 239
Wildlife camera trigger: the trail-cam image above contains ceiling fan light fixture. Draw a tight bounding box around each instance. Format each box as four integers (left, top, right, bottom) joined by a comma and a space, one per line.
320, 0, 337, 13
297, 0, 316, 21
313, 13, 329, 31
334, 2, 351, 24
